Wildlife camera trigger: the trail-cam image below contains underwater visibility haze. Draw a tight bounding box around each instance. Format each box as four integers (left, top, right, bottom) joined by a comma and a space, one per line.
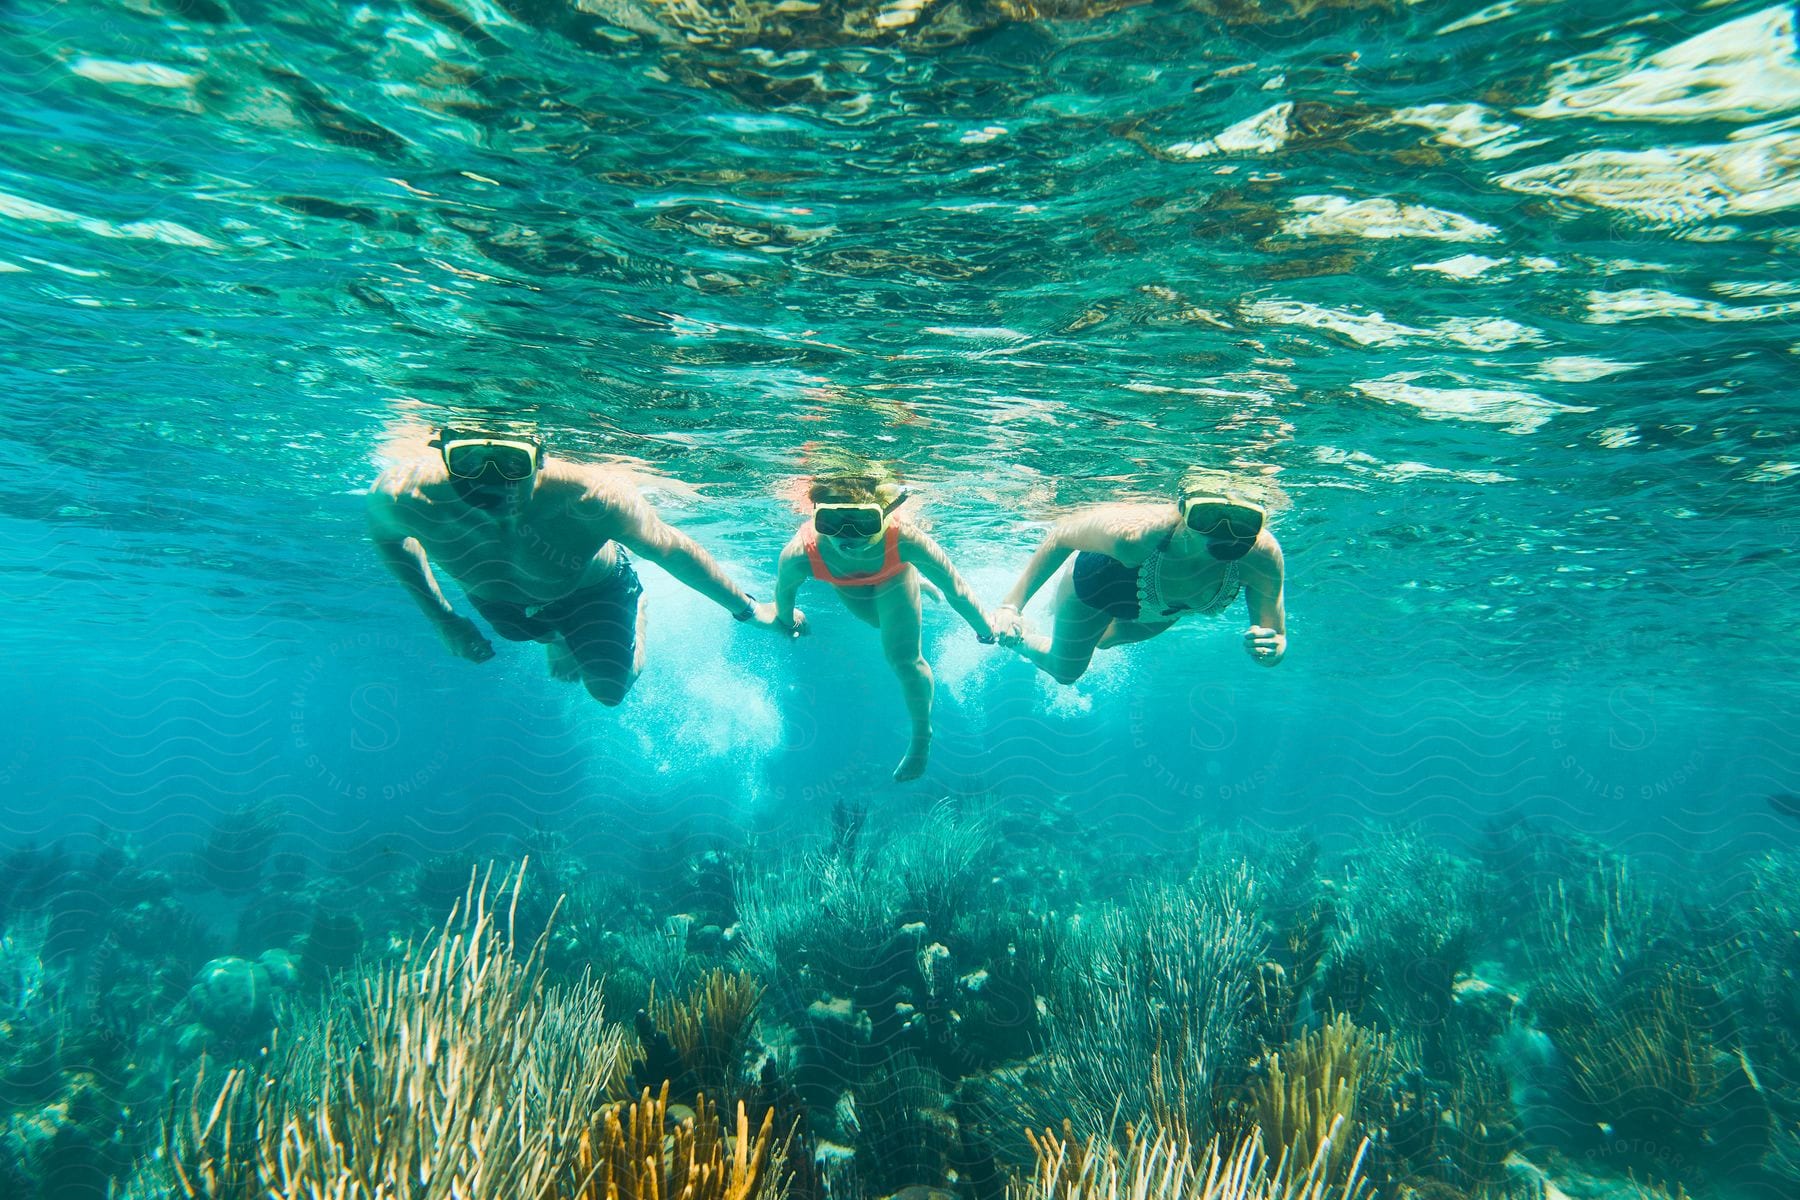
0, 0, 1797, 1197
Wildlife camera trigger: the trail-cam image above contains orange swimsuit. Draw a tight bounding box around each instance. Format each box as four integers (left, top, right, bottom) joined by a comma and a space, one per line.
802, 524, 906, 586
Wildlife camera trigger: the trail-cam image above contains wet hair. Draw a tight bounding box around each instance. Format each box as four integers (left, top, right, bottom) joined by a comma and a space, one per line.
437, 424, 542, 448
808, 472, 901, 508
1177, 467, 1288, 516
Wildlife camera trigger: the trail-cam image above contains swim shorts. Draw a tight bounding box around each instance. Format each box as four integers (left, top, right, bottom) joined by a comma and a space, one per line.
469, 549, 643, 680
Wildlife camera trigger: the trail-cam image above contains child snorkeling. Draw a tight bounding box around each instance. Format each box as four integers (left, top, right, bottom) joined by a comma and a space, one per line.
774, 473, 998, 783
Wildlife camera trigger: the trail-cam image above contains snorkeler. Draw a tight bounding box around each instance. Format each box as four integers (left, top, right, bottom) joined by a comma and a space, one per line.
990, 471, 1286, 683
366, 427, 794, 706
773, 474, 998, 783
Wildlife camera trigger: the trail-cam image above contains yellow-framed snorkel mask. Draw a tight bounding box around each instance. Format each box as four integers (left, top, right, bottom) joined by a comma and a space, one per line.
813, 488, 909, 541
435, 433, 544, 481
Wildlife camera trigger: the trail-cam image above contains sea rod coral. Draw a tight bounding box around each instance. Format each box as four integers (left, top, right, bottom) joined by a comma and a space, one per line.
161, 864, 788, 1200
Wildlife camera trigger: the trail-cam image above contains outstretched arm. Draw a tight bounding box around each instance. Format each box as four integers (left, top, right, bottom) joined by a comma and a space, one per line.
596, 482, 790, 631
608, 488, 750, 611
900, 528, 994, 640
773, 543, 811, 636
1241, 534, 1287, 667
999, 527, 1070, 614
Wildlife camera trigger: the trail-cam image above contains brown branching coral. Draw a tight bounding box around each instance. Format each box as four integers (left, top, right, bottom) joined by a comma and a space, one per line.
1250, 1015, 1394, 1185
1375, 1038, 1519, 1198
1526, 859, 1730, 1149
573, 1083, 778, 1200
1624, 1176, 1692, 1200
850, 1052, 956, 1193
1015, 1116, 1369, 1200
1438, 1053, 1519, 1191
164, 1057, 256, 1200
650, 967, 766, 1100
1766, 1116, 1800, 1182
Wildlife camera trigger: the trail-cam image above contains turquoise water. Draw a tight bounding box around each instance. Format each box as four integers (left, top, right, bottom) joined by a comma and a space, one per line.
3, 0, 1793, 830
1, 0, 1797, 1197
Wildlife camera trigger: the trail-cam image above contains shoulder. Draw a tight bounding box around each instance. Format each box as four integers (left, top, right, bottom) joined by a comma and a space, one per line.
1066, 502, 1178, 562
541, 459, 642, 515
779, 525, 814, 560
1240, 530, 1285, 585
894, 520, 935, 555
366, 459, 447, 537
367, 457, 445, 513
1077, 502, 1172, 535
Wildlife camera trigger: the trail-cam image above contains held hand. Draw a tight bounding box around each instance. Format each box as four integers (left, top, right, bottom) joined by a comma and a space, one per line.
1244, 625, 1286, 667
439, 614, 496, 663
754, 601, 808, 637
991, 605, 1025, 646
975, 609, 999, 645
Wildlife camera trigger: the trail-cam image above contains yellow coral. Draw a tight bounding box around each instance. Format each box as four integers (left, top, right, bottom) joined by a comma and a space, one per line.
168, 866, 784, 1200
650, 967, 765, 1099
1251, 1015, 1393, 1183
1016, 1116, 1368, 1200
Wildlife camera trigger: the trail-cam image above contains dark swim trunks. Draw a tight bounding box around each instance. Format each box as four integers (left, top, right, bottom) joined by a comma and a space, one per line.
468, 550, 643, 680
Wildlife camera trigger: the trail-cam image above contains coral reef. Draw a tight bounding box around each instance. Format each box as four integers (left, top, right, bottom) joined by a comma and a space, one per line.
0, 815, 1790, 1200
1522, 858, 1739, 1161
1016, 1115, 1369, 1200
194, 803, 285, 896
1244, 1015, 1394, 1186
645, 966, 766, 1101
1317, 832, 1480, 1063
1015, 870, 1267, 1146
166, 865, 636, 1199
573, 1083, 781, 1200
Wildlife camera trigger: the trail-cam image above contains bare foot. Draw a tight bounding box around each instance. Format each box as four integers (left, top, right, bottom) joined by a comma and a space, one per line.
893, 732, 931, 783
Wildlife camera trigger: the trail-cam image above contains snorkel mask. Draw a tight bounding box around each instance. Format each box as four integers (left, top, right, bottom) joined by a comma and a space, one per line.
814, 487, 909, 542
1180, 488, 1265, 561
432, 428, 544, 512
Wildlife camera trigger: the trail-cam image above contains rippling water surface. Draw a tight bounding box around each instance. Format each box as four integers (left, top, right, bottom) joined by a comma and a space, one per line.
0, 0, 1795, 830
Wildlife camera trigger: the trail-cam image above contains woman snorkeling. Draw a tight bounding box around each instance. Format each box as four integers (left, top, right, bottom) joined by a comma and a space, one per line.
774, 473, 998, 783
990, 469, 1287, 682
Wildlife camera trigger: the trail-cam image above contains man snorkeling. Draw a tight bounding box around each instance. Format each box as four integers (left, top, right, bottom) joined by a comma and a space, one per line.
367, 426, 794, 706
990, 470, 1287, 683
772, 473, 997, 783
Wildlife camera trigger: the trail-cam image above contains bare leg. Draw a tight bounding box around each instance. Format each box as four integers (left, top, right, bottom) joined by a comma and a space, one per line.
1011, 569, 1112, 685
547, 635, 581, 681
563, 579, 647, 709
1096, 617, 1175, 649
837, 588, 882, 628
581, 592, 649, 704
874, 576, 932, 782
